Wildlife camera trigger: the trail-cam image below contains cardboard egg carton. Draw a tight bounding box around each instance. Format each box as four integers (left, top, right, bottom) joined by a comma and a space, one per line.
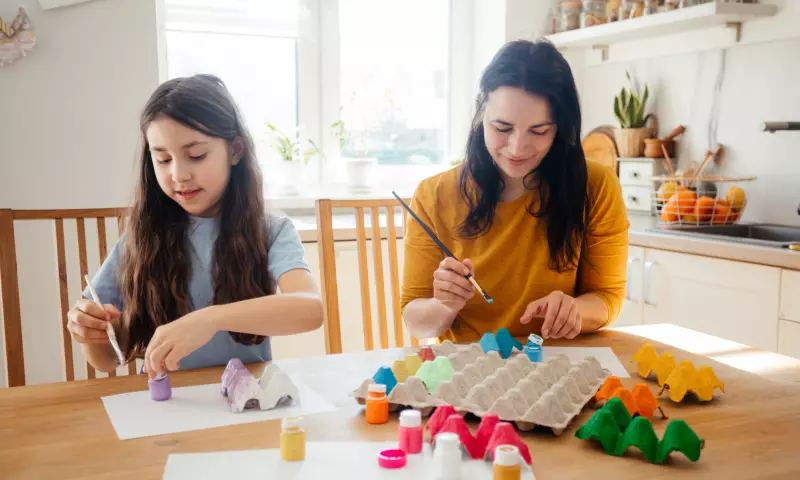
353, 341, 610, 434
221, 359, 299, 413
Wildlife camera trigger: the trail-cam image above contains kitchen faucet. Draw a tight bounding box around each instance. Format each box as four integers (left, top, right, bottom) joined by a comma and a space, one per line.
762, 122, 800, 215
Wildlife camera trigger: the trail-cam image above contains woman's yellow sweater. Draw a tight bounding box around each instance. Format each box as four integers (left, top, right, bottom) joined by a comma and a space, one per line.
400, 161, 630, 343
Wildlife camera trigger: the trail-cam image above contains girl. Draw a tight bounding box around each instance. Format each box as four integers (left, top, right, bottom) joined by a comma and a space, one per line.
66, 74, 323, 377
401, 40, 629, 343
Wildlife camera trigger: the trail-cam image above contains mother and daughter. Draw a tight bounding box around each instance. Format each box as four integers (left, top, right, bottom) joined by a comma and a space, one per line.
68, 39, 627, 376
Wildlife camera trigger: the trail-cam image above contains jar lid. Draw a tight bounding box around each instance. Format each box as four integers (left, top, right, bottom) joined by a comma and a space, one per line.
399, 409, 421, 428
368, 383, 387, 394
527, 333, 543, 346
378, 449, 407, 469
494, 445, 521, 467
282, 416, 304, 430
434, 432, 461, 451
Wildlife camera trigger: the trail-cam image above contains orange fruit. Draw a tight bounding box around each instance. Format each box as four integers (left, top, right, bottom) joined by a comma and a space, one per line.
711, 199, 731, 224
694, 196, 715, 223
662, 191, 697, 222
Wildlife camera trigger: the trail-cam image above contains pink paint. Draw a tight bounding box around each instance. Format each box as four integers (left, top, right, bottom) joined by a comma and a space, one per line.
398, 410, 423, 454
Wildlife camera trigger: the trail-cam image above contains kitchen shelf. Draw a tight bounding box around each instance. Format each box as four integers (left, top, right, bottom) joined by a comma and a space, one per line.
545, 2, 778, 49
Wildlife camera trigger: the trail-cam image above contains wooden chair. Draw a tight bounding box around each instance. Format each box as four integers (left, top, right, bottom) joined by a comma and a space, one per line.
0, 208, 134, 387
315, 198, 419, 355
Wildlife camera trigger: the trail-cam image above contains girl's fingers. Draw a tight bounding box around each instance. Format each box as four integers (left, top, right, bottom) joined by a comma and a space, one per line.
164, 349, 183, 372
67, 319, 108, 340
148, 342, 172, 376
71, 311, 109, 331
434, 278, 473, 300
76, 298, 110, 320
520, 300, 542, 324
439, 257, 470, 277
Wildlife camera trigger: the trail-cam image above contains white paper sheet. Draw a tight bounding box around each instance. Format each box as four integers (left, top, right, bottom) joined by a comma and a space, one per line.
163, 442, 536, 479
542, 346, 630, 378
102, 379, 335, 440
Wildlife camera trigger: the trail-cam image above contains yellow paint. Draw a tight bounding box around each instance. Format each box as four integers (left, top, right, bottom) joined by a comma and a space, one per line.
653, 353, 677, 387
391, 359, 409, 382
404, 355, 422, 376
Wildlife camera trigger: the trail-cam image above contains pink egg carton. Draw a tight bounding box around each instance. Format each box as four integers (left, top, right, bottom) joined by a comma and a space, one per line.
353, 341, 610, 434
221, 359, 299, 413
426, 405, 532, 465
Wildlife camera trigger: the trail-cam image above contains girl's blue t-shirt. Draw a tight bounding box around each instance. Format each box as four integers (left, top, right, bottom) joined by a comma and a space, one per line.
83, 214, 310, 370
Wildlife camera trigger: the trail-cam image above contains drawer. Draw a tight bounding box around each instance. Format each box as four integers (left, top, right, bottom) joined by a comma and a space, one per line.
780, 269, 800, 321
619, 162, 654, 186
622, 186, 653, 212
778, 319, 800, 360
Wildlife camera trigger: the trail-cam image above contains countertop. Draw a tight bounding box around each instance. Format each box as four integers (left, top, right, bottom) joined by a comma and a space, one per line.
287, 208, 800, 271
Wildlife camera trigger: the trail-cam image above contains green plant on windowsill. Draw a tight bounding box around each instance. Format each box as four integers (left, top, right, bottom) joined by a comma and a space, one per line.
264, 122, 319, 165
330, 119, 370, 159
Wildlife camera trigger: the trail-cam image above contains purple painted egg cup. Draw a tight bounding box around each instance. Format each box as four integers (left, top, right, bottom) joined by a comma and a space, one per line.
149, 372, 172, 401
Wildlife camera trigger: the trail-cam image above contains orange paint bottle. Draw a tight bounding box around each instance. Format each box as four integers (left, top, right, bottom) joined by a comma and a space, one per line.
366, 383, 389, 424
493, 445, 522, 480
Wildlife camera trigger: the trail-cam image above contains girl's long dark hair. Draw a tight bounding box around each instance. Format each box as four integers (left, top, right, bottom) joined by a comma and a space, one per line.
458, 39, 589, 272
119, 74, 274, 361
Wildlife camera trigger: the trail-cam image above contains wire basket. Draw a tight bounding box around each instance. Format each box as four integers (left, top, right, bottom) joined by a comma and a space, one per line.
651, 174, 756, 226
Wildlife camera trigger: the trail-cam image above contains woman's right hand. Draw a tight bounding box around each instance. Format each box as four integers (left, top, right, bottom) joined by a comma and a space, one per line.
433, 257, 476, 312
67, 298, 120, 344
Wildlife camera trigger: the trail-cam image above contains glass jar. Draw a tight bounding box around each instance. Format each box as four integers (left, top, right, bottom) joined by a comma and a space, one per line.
643, 0, 659, 15
581, 0, 607, 28
558, 1, 582, 31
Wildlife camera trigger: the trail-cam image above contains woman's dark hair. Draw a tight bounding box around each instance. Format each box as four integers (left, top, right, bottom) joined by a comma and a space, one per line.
119, 74, 274, 361
458, 39, 589, 272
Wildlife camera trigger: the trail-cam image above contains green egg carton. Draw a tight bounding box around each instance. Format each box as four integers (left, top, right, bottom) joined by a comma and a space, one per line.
575, 397, 704, 464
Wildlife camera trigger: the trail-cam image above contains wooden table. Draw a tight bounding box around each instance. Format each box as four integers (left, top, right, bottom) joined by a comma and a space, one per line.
2, 326, 800, 479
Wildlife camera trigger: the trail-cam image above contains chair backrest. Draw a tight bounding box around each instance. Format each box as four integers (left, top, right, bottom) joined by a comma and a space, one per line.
315, 198, 419, 355
0, 208, 135, 387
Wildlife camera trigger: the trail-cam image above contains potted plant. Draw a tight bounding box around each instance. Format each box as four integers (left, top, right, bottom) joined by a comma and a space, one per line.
331, 119, 378, 194
265, 122, 318, 196
613, 71, 653, 158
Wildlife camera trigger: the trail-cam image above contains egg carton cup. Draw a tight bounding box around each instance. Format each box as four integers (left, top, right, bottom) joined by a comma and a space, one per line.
353, 343, 610, 434
221, 359, 299, 413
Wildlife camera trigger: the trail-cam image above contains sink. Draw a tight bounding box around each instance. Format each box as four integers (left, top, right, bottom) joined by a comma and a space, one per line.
645, 223, 800, 249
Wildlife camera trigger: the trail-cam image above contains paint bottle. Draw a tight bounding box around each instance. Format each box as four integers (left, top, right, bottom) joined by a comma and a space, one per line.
493, 445, 522, 479
398, 409, 423, 454
366, 383, 389, 424
148, 372, 172, 401
523, 333, 543, 363
280, 416, 306, 461
433, 432, 462, 480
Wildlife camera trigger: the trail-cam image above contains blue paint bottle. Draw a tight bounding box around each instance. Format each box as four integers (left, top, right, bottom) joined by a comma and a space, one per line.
523, 334, 543, 363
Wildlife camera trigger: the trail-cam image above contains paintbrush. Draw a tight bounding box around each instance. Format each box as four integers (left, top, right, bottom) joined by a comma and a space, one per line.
84, 274, 126, 366
391, 191, 493, 304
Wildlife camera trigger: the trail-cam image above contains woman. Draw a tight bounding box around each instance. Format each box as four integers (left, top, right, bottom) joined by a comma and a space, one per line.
400, 39, 629, 343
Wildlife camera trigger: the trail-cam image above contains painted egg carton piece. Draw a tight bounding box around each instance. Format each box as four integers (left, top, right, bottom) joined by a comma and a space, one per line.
355, 347, 610, 434
220, 359, 299, 413
593, 376, 667, 421
630, 344, 725, 402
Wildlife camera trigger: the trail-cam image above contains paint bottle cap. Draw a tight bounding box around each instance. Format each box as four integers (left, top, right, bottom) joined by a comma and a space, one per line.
368, 383, 387, 394
434, 432, 461, 454
282, 416, 303, 430
493, 445, 521, 467
378, 449, 407, 469
527, 334, 543, 346
399, 409, 422, 428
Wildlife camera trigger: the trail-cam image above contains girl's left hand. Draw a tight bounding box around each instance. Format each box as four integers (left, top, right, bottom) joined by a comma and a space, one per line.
520, 291, 582, 340
144, 310, 217, 377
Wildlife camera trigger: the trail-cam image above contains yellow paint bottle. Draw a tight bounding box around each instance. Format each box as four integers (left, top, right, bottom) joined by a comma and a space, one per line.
493, 445, 521, 480
280, 416, 306, 461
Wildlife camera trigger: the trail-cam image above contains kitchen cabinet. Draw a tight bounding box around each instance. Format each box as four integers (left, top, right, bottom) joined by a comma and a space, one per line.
641, 249, 781, 352
614, 246, 645, 327
779, 269, 800, 322
778, 319, 800, 360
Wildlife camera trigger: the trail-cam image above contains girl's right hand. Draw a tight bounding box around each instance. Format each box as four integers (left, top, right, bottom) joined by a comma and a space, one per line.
433, 257, 475, 312
67, 298, 120, 344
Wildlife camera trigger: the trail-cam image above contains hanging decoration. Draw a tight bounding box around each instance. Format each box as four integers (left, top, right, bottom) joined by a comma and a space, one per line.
0, 7, 36, 68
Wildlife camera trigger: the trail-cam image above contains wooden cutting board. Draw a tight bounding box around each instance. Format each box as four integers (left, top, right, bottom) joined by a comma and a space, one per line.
582, 126, 618, 173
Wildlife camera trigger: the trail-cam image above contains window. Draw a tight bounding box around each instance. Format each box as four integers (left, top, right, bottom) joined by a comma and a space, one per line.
337, 0, 449, 167
163, 0, 301, 167
162, 0, 456, 200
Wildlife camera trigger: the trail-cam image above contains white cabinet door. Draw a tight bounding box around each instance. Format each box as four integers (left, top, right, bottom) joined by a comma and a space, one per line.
778, 319, 800, 360
780, 269, 800, 322
614, 246, 645, 327
642, 249, 781, 352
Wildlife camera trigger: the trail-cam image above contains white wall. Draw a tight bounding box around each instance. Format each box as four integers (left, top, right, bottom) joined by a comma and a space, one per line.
0, 0, 160, 386
576, 1, 800, 226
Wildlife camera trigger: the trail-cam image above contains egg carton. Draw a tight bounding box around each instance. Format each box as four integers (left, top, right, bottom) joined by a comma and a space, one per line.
221, 359, 299, 413
353, 342, 610, 434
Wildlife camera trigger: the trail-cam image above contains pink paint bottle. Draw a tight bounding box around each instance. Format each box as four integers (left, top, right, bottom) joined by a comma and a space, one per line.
398, 409, 423, 454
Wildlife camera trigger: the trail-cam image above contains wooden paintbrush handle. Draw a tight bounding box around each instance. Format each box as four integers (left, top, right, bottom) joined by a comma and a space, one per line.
663, 125, 685, 142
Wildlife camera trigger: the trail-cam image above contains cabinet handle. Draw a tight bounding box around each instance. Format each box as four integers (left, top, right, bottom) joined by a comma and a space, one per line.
626, 257, 641, 301
644, 260, 657, 307
630, 171, 640, 178
628, 195, 639, 204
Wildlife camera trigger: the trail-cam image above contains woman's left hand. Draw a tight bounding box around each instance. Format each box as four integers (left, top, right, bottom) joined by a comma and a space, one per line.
144, 309, 217, 377
520, 291, 582, 339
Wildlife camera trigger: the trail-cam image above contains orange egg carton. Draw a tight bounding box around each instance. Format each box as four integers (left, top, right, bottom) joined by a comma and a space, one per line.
630, 344, 725, 402
593, 376, 667, 421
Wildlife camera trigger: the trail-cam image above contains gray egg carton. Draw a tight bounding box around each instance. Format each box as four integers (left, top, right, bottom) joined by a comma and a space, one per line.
353, 341, 610, 434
